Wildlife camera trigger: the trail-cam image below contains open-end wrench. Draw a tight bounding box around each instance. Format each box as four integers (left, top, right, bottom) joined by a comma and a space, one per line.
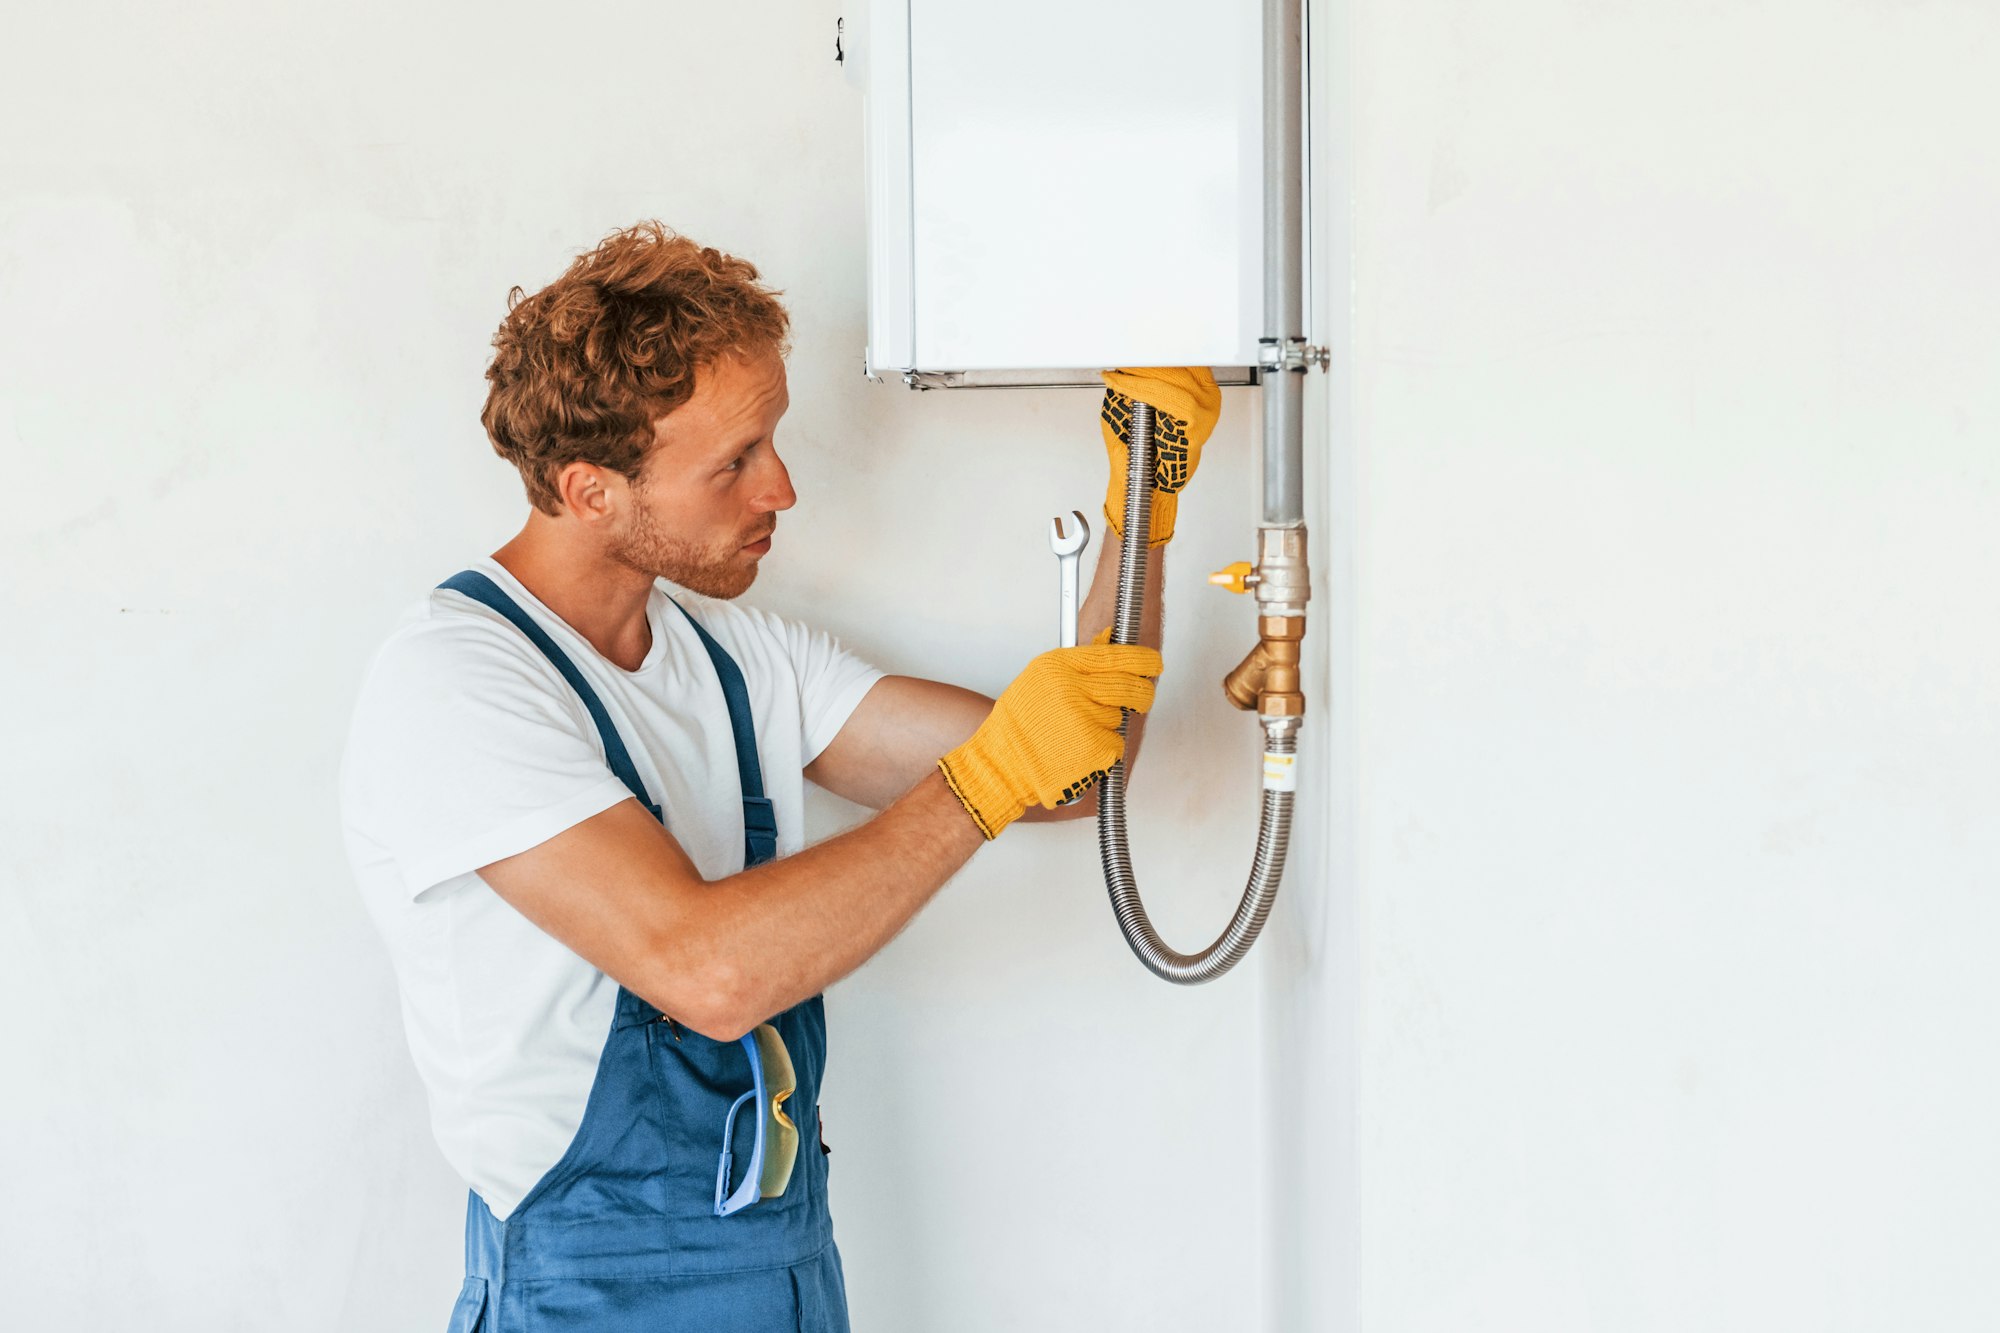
1049, 510, 1090, 647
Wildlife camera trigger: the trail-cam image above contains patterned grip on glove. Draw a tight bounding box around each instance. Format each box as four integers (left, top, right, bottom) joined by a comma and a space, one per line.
1058, 769, 1105, 805
1101, 390, 1195, 495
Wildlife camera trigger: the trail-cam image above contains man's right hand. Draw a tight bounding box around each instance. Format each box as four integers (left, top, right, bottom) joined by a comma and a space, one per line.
936, 642, 1163, 839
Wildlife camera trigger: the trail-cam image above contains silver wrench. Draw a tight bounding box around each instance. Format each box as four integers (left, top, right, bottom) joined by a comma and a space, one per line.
1049, 510, 1090, 647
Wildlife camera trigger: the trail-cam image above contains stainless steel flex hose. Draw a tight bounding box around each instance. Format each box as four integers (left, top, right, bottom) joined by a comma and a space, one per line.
1097, 401, 1299, 985
1094, 0, 1311, 983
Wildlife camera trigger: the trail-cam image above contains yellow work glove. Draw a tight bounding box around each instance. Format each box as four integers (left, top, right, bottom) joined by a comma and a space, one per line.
938, 641, 1163, 839
1100, 366, 1223, 549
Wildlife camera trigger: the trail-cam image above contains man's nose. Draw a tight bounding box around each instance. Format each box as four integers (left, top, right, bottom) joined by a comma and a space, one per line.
754, 451, 797, 513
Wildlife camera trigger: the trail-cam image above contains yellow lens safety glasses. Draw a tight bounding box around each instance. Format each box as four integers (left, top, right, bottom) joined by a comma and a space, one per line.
714, 1023, 800, 1217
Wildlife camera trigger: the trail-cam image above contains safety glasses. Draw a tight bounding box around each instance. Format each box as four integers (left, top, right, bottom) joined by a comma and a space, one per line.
714, 1023, 800, 1217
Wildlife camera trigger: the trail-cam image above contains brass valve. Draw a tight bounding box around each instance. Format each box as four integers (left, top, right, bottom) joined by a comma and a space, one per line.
1215, 546, 1306, 717
1222, 639, 1273, 710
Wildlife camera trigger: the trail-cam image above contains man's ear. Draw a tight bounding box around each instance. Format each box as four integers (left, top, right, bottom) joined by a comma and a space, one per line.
554, 462, 622, 523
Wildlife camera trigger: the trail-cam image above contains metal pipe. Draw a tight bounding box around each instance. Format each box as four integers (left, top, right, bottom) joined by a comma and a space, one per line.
1262, 0, 1305, 527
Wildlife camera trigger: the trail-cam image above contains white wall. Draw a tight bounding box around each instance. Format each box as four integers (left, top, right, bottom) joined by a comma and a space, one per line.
1270, 1, 2000, 1329
15, 3, 1991, 1330
0, 4, 1272, 1329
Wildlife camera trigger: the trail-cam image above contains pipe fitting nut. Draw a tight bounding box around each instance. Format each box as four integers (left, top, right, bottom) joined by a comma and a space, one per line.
1258, 693, 1307, 718
1253, 526, 1311, 616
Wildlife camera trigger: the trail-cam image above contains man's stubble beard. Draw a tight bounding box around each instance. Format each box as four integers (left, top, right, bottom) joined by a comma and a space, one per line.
609, 501, 762, 600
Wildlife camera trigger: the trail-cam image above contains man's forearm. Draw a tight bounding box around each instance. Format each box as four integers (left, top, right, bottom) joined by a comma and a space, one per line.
676, 522, 1169, 1033
686, 769, 983, 1039
1077, 533, 1163, 651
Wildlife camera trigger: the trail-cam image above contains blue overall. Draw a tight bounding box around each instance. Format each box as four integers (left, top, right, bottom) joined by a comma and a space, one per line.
436, 571, 849, 1333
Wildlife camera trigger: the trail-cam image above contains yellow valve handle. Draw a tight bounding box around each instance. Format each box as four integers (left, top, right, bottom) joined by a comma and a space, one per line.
1209, 561, 1257, 594
938, 643, 1163, 839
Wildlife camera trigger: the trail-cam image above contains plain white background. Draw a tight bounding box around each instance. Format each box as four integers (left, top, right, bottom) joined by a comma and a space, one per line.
4, 1, 1997, 1331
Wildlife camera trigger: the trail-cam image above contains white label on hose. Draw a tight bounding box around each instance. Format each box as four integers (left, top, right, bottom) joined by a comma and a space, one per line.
1263, 752, 1297, 792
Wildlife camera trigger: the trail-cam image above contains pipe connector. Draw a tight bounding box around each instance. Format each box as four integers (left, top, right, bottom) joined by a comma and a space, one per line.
1257, 337, 1328, 374
1253, 525, 1310, 618
1253, 527, 1307, 717
1255, 615, 1305, 717
1218, 624, 1305, 717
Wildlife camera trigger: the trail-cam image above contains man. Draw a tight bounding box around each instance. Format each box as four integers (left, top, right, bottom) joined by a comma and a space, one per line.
339, 221, 1219, 1332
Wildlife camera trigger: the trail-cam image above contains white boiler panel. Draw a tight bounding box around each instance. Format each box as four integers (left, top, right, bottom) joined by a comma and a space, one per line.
855, 1, 1266, 379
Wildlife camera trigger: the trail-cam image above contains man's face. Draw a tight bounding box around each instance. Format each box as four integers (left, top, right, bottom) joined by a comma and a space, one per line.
608, 351, 795, 599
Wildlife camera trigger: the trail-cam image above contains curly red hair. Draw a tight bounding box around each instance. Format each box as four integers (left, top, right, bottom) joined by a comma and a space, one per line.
481, 221, 792, 513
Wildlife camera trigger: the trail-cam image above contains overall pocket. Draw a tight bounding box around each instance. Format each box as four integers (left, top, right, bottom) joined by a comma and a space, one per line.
444, 1276, 488, 1333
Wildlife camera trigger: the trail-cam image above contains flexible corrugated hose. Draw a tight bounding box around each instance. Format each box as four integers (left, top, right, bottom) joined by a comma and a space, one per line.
1096, 401, 1299, 984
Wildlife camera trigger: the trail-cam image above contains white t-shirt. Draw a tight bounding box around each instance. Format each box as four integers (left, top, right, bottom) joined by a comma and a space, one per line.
338, 557, 882, 1221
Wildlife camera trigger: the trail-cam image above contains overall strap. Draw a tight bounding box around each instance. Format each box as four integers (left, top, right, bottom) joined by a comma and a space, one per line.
659, 597, 778, 869
436, 570, 776, 869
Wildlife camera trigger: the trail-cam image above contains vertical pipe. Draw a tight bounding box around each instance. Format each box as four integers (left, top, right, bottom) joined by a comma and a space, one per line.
1262, 0, 1305, 527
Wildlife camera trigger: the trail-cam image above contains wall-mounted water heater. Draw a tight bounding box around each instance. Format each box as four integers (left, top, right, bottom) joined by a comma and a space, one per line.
850, 1, 1316, 984
848, 0, 1274, 384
